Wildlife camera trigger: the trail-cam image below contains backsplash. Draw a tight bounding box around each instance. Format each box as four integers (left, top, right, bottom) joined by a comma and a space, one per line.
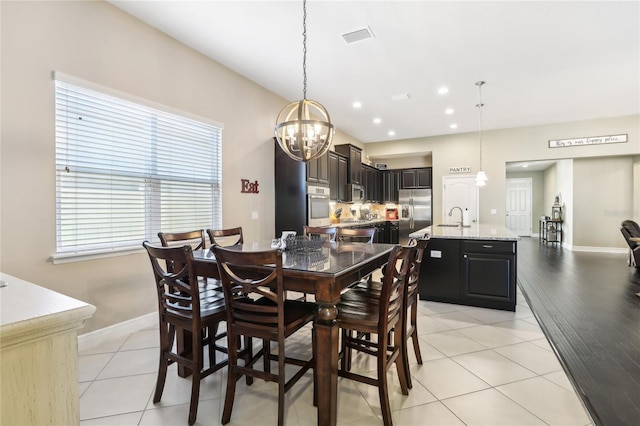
330, 202, 395, 222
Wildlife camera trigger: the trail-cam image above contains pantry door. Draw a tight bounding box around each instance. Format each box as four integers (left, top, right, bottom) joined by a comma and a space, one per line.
442, 176, 478, 225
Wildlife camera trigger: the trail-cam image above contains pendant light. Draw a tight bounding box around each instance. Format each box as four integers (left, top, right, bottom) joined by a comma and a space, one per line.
475, 81, 488, 186
274, 0, 334, 162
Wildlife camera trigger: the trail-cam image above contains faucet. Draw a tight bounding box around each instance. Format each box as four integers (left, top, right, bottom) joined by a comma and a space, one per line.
448, 206, 463, 226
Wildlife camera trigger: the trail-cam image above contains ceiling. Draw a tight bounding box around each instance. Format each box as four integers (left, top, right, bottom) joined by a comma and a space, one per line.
109, 1, 640, 144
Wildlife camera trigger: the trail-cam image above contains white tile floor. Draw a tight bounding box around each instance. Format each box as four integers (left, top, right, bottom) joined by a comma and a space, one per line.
79, 289, 594, 426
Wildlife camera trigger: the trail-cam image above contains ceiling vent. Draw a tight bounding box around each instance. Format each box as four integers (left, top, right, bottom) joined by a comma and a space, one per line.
342, 27, 374, 44
391, 93, 410, 101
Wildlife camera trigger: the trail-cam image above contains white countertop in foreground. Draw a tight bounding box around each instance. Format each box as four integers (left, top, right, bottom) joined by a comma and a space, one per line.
409, 224, 520, 241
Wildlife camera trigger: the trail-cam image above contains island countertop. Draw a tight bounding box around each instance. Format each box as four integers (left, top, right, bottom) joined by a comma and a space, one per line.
409, 224, 520, 241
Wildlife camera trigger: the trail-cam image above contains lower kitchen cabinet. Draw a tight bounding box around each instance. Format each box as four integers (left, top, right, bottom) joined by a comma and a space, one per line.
419, 238, 517, 311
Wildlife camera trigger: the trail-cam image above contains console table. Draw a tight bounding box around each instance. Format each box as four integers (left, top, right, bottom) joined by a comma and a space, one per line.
0, 273, 95, 425
539, 219, 563, 244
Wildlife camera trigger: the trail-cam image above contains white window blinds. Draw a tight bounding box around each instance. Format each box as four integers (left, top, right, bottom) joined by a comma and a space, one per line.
54, 77, 222, 255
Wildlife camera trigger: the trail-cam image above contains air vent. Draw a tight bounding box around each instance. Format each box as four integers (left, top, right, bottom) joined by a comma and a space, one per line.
342, 27, 374, 44
391, 93, 410, 101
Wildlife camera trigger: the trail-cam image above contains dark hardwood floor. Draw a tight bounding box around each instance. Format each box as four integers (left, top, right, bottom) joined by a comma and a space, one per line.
517, 237, 640, 426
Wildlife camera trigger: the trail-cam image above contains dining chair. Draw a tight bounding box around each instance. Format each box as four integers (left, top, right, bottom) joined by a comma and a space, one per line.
142, 241, 228, 425
337, 227, 376, 243
303, 225, 337, 242
213, 245, 316, 426
335, 244, 415, 426
207, 227, 244, 247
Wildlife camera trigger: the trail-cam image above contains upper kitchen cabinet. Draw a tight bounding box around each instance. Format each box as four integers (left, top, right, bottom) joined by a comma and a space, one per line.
306, 150, 329, 185
401, 167, 432, 189
334, 144, 362, 185
328, 151, 348, 202
382, 170, 400, 203
363, 164, 381, 203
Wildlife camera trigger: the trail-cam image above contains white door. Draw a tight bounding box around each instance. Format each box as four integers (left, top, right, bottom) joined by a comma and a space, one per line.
442, 176, 478, 225
505, 178, 532, 236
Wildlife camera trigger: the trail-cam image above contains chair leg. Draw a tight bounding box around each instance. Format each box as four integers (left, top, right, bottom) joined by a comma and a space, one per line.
312, 325, 318, 407
188, 331, 203, 425
153, 322, 171, 403
377, 337, 393, 426
222, 333, 240, 424
410, 301, 422, 365
263, 339, 271, 374
394, 327, 409, 396
277, 339, 286, 426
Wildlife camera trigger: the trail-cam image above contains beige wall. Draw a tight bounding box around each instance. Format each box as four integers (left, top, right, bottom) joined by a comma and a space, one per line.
0, 1, 358, 332
365, 116, 640, 242
573, 156, 634, 248
1, 1, 638, 333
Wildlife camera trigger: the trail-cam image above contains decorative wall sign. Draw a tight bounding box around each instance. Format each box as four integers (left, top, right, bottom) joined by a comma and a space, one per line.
449, 166, 471, 174
549, 134, 627, 148
241, 179, 259, 193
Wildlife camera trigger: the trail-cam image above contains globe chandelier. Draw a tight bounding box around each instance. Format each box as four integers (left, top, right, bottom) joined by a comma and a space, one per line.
274, 0, 334, 162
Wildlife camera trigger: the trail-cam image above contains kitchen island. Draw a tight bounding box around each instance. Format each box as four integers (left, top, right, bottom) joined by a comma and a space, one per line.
410, 224, 520, 311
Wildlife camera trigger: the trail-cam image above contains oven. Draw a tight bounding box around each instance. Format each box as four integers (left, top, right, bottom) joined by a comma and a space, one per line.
307, 185, 331, 227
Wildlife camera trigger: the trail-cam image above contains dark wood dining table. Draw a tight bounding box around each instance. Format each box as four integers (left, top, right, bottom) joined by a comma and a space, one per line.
191, 240, 396, 426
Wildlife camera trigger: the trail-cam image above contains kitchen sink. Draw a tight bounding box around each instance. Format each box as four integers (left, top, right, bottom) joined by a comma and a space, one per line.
436, 224, 461, 227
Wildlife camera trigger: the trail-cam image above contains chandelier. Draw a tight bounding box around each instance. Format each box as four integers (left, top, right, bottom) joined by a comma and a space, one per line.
475, 81, 488, 186
274, 0, 334, 162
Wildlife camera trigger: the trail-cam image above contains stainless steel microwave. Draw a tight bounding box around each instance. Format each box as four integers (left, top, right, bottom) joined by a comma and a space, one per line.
347, 184, 365, 203
307, 185, 331, 227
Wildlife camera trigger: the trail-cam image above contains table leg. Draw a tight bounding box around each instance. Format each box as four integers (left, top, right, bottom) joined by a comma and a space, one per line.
315, 303, 338, 426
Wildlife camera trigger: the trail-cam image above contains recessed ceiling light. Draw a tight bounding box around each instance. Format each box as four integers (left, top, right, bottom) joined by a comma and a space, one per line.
522, 164, 529, 168
373, 117, 381, 124
437, 87, 449, 95
388, 130, 396, 136
445, 108, 454, 114
353, 101, 362, 109
449, 124, 458, 129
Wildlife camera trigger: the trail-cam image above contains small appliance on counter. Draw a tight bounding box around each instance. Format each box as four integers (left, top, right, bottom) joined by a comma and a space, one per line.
385, 208, 398, 220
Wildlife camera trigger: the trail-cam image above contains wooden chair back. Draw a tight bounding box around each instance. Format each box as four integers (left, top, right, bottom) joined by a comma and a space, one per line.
158, 229, 206, 250
378, 245, 414, 332
207, 227, 244, 247
303, 225, 337, 242
338, 227, 375, 243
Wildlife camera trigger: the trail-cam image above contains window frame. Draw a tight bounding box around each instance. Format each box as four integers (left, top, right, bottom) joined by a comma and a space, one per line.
51, 72, 223, 264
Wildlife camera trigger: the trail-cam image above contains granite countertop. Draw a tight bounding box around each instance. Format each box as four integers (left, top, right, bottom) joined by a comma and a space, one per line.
409, 224, 520, 241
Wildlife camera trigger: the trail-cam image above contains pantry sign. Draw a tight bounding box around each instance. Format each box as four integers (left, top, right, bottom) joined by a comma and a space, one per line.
549, 134, 627, 148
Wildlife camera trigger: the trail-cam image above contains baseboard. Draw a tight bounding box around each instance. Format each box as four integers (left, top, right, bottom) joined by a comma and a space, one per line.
570, 245, 628, 254
77, 312, 156, 352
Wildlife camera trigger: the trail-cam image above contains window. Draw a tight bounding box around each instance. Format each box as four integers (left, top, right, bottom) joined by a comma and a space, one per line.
54, 73, 222, 259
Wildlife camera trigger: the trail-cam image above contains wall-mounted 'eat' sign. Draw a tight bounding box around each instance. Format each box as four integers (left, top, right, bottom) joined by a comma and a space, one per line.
241, 179, 259, 194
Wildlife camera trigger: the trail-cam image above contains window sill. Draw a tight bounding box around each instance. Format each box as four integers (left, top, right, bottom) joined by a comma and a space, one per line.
50, 246, 145, 264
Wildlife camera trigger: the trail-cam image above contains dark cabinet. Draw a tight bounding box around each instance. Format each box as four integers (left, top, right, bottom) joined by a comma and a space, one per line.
374, 222, 386, 243
274, 140, 306, 237
401, 168, 432, 189
419, 239, 462, 301
334, 144, 362, 185
386, 221, 399, 244
363, 164, 380, 203
329, 151, 348, 202
419, 238, 517, 311
306, 151, 329, 185
462, 241, 516, 310
382, 170, 400, 203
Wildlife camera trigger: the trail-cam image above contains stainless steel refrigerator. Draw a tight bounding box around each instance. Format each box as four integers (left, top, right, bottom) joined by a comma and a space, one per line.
399, 188, 432, 245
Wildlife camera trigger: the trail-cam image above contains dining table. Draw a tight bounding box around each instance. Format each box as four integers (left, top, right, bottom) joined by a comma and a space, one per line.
190, 240, 396, 426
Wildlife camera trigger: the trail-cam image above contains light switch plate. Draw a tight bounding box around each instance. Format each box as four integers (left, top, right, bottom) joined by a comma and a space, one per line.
252, 211, 258, 220
491, 209, 497, 215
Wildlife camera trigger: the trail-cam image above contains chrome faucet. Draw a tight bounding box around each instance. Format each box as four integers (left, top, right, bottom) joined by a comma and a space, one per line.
448, 206, 463, 226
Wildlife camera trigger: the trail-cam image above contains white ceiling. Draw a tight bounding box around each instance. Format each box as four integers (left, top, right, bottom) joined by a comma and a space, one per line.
109, 1, 640, 144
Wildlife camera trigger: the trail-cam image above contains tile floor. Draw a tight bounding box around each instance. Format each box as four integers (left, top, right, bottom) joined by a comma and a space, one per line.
79, 288, 593, 426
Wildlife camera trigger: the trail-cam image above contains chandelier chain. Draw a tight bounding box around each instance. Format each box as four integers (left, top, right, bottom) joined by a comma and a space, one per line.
302, 0, 307, 100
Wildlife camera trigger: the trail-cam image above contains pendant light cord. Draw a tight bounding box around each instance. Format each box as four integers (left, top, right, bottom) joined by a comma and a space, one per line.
476, 81, 485, 169
302, 0, 307, 100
